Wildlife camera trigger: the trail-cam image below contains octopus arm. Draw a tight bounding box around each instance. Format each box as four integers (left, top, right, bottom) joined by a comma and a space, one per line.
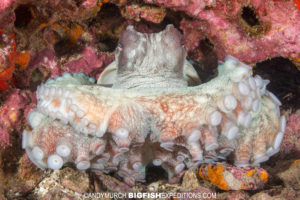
23, 56, 285, 185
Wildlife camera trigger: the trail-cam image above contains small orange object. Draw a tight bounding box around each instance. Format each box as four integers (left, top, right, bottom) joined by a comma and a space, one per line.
246, 169, 256, 177
292, 160, 300, 167
199, 164, 230, 190
15, 51, 30, 71
259, 171, 268, 183
69, 24, 83, 44
39, 23, 47, 29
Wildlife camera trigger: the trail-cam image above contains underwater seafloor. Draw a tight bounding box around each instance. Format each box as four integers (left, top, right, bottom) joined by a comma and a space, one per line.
0, 0, 300, 199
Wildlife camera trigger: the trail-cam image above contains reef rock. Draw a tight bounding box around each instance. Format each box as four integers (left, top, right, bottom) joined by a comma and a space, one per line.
198, 163, 268, 190
278, 160, 300, 190
147, 0, 300, 63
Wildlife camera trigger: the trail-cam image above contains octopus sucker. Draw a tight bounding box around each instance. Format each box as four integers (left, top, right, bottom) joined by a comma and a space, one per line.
23, 25, 286, 186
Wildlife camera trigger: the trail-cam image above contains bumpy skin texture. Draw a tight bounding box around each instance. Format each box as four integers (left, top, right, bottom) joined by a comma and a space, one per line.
23, 25, 286, 186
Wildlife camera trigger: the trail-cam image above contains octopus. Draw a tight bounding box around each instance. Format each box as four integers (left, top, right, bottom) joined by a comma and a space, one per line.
22, 25, 286, 186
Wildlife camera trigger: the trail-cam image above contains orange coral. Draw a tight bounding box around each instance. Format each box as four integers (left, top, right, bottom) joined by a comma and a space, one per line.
292, 160, 300, 167
259, 171, 268, 183
15, 51, 30, 71
246, 169, 256, 177
199, 164, 230, 190
199, 164, 268, 190
68, 24, 83, 45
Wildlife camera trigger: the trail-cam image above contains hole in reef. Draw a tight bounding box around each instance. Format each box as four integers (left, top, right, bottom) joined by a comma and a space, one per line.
29, 67, 46, 90
146, 165, 168, 183
92, 3, 124, 52
241, 6, 259, 27
74, 0, 84, 7
189, 38, 218, 84
54, 39, 84, 57
14, 4, 34, 28
99, 3, 122, 18
253, 57, 300, 111
97, 36, 119, 52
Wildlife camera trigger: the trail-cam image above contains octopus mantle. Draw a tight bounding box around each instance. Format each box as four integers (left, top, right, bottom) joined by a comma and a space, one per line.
22, 57, 286, 185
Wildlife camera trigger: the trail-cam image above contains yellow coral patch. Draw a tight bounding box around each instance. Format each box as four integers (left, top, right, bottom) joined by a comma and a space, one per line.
246, 169, 256, 177
69, 24, 83, 44
15, 51, 30, 71
206, 164, 230, 190
292, 160, 300, 167
240, 183, 247, 190
9, 111, 17, 123
259, 171, 268, 183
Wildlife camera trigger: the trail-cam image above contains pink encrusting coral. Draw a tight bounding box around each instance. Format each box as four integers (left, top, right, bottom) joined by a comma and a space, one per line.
60, 46, 114, 80
280, 113, 300, 156
146, 0, 300, 63
15, 46, 114, 89
0, 89, 36, 148
121, 3, 166, 24
0, 0, 16, 11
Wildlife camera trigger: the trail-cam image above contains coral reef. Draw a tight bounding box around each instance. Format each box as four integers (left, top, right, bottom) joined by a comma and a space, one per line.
0, 0, 299, 198
280, 113, 300, 156
32, 167, 92, 200
146, 0, 300, 63
23, 25, 285, 186
198, 163, 268, 190
278, 160, 300, 190
0, 30, 16, 90
121, 3, 166, 24
0, 89, 36, 148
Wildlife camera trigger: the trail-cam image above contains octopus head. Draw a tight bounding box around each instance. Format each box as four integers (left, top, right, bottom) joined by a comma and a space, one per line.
113, 25, 188, 88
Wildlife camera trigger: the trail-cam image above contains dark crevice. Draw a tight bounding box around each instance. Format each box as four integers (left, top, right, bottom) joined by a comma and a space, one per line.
146, 165, 168, 183
74, 0, 84, 7
97, 36, 119, 52
189, 38, 218, 84
54, 39, 84, 57
14, 4, 34, 28
98, 3, 122, 19
253, 57, 300, 111
241, 6, 259, 27
91, 3, 124, 52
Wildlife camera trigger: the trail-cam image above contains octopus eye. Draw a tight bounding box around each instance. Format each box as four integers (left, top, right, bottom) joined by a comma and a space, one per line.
117, 43, 123, 51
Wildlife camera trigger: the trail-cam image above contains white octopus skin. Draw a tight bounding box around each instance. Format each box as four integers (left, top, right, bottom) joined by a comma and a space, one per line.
23, 25, 285, 186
